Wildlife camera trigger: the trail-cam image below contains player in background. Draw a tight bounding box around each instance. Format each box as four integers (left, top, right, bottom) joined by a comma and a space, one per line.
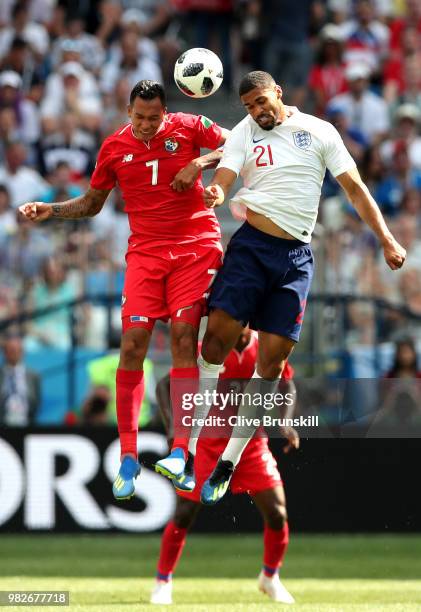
151, 327, 298, 605
182, 70, 406, 504
19, 80, 229, 500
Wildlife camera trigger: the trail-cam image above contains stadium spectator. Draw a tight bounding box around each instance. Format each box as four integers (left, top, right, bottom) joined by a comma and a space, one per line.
51, 17, 106, 73
383, 25, 421, 105
100, 30, 162, 94
389, 54, 421, 116
101, 76, 132, 136
398, 268, 421, 315
375, 140, 421, 217
360, 144, 386, 192
0, 141, 47, 208
0, 36, 43, 93
40, 61, 103, 134
26, 257, 81, 349
262, 0, 317, 105
39, 112, 96, 178
90, 187, 130, 267
308, 23, 347, 117
0, 208, 54, 292
80, 385, 110, 425
401, 187, 421, 220
0, 183, 17, 242
389, 0, 421, 51
327, 62, 390, 144
0, 70, 40, 148
386, 337, 421, 377
0, 334, 41, 426
0, 1, 49, 63
41, 161, 83, 203
380, 104, 421, 170
339, 0, 390, 75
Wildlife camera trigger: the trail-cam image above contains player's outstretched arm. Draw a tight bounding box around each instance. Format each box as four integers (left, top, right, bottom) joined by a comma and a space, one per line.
18, 187, 111, 222
203, 167, 237, 208
336, 167, 406, 270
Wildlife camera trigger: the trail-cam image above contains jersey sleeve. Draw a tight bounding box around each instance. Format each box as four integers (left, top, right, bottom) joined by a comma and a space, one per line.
191, 114, 223, 149
90, 139, 117, 190
323, 122, 356, 178
217, 123, 246, 176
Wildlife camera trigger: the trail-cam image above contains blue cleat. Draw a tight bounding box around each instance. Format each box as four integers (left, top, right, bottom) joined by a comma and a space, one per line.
154, 447, 186, 480
200, 458, 235, 505
172, 452, 196, 492
112, 456, 141, 500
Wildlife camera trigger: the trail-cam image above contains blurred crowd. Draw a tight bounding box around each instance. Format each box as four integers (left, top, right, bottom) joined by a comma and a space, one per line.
0, 0, 421, 419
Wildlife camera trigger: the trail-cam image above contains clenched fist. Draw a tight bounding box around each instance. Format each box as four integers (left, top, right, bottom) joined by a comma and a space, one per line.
18, 202, 52, 222
203, 184, 225, 208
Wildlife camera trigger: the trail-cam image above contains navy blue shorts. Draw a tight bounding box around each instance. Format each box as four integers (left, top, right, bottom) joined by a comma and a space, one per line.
209, 222, 314, 342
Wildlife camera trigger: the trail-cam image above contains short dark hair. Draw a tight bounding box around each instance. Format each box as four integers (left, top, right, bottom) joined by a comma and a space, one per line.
239, 71, 276, 97
129, 80, 166, 107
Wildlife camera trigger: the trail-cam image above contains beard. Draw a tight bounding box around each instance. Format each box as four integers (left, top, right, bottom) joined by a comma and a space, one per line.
256, 113, 277, 130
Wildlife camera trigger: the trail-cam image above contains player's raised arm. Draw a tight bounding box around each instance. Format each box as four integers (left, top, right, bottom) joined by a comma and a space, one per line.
18, 187, 111, 221
203, 167, 237, 208
335, 167, 406, 270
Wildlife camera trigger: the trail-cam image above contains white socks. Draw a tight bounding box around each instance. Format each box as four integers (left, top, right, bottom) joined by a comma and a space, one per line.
188, 354, 223, 455
221, 372, 279, 466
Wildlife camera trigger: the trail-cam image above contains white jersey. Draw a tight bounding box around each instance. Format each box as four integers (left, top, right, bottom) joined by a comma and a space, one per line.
218, 111, 356, 242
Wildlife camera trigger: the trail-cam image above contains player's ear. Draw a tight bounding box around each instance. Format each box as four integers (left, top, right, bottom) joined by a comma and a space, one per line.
275, 85, 283, 99
127, 104, 132, 118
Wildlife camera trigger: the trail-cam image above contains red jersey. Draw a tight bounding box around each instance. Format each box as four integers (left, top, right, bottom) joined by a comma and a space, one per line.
219, 333, 295, 381
90, 112, 223, 248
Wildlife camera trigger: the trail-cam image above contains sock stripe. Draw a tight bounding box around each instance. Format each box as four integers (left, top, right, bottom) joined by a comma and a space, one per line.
263, 564, 278, 577
157, 571, 172, 582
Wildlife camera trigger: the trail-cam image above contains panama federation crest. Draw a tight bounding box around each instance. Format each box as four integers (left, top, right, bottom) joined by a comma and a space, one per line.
164, 138, 179, 152
293, 131, 312, 150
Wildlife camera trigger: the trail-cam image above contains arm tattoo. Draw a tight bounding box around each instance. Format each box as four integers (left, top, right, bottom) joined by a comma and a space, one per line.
51, 188, 110, 218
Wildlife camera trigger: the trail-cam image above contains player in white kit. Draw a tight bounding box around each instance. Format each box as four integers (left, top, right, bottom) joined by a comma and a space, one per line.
168, 71, 406, 506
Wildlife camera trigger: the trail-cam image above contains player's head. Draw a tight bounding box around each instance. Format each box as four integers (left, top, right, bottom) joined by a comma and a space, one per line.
128, 80, 167, 141
239, 71, 283, 130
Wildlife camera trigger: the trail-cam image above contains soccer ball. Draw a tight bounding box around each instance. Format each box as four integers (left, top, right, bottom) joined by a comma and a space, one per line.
174, 48, 223, 98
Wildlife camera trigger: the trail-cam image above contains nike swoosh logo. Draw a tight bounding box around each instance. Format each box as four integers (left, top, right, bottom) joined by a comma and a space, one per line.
252, 137, 265, 143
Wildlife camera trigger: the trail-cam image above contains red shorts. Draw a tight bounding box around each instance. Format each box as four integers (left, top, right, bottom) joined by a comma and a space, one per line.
177, 437, 282, 502
121, 243, 222, 325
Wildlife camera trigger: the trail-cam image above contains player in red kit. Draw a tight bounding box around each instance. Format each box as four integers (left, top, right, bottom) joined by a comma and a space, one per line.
19, 80, 229, 500
151, 328, 297, 605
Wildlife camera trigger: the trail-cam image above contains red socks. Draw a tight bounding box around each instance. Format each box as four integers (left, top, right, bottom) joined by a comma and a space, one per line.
116, 368, 144, 458
263, 522, 289, 577
170, 366, 199, 458
157, 521, 187, 581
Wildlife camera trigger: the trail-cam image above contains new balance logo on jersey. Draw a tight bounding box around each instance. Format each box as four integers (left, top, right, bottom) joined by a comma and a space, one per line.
122, 154, 133, 162
293, 131, 312, 150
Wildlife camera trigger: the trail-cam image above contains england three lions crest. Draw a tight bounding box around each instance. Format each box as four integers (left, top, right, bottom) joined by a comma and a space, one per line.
164, 138, 179, 152
293, 131, 312, 150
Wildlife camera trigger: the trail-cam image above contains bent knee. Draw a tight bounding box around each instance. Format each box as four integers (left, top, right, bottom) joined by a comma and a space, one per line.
120, 333, 148, 365
201, 333, 229, 364
265, 504, 288, 530
171, 327, 197, 358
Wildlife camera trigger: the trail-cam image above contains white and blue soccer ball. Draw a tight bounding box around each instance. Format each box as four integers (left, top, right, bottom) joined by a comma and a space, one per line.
174, 48, 223, 98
